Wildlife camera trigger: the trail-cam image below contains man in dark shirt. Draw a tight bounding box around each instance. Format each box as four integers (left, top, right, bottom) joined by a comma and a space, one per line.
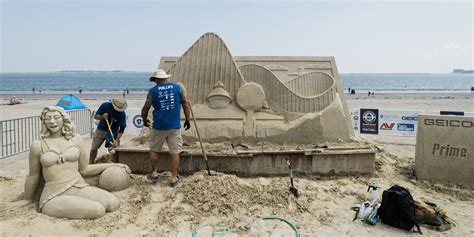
89, 98, 127, 164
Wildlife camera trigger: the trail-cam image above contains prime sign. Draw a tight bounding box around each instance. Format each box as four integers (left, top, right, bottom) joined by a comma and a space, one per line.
415, 114, 473, 186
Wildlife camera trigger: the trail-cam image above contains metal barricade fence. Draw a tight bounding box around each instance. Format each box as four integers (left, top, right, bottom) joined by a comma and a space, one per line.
0, 109, 94, 159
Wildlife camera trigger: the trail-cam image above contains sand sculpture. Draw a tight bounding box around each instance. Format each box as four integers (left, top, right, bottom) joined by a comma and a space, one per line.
157, 32, 353, 144
0, 106, 131, 219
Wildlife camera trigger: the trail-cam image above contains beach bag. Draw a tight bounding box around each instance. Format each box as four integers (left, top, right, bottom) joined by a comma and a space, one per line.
377, 185, 422, 234
415, 201, 456, 232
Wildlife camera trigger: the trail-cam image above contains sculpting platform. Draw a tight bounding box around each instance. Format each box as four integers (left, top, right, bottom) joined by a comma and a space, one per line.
115, 146, 375, 176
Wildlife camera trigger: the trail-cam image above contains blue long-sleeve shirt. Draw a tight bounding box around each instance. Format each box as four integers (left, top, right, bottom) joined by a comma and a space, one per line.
96, 102, 126, 133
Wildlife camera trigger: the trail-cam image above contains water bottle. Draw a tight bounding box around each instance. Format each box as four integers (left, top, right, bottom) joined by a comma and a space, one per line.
367, 183, 379, 205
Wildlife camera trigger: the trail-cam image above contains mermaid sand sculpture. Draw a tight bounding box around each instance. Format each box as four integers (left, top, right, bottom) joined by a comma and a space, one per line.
0, 106, 131, 219
157, 32, 354, 144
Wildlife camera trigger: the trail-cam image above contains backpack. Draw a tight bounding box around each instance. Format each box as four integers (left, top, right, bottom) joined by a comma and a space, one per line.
377, 185, 422, 234
415, 201, 456, 232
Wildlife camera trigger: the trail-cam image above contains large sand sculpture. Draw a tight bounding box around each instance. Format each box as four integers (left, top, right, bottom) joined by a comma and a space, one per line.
158, 32, 353, 144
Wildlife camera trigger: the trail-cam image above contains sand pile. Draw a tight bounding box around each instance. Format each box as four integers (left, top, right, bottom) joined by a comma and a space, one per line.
157, 171, 311, 226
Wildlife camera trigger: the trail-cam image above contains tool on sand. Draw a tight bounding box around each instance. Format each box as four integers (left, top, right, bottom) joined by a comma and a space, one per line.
287, 160, 299, 197
189, 101, 214, 176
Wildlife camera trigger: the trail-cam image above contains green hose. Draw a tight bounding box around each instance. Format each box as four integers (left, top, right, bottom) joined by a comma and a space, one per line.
191, 215, 301, 237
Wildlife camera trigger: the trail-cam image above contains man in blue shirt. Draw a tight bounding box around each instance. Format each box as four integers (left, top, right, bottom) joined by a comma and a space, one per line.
141, 69, 191, 187
89, 98, 127, 164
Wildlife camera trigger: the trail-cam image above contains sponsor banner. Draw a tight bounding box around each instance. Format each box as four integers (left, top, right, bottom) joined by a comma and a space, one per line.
350, 108, 360, 133
93, 108, 144, 135
378, 109, 422, 136
351, 109, 422, 136
360, 108, 379, 134
125, 108, 144, 135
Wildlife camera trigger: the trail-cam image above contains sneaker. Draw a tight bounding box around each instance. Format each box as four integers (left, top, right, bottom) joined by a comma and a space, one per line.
146, 173, 159, 184
169, 176, 181, 187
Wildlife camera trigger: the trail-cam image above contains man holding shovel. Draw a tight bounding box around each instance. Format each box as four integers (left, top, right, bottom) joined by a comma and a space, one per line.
89, 98, 128, 164
141, 69, 191, 187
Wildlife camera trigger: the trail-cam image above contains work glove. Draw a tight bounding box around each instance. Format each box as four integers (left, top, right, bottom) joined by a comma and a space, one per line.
184, 120, 191, 130
112, 140, 120, 148
143, 119, 151, 127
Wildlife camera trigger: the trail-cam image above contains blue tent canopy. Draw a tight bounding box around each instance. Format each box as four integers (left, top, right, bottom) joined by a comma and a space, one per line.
56, 94, 87, 110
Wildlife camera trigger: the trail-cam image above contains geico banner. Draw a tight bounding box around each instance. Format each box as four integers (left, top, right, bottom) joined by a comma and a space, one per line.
351, 108, 422, 136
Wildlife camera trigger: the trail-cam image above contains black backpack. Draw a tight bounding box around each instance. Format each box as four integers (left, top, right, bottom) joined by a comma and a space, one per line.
378, 185, 422, 234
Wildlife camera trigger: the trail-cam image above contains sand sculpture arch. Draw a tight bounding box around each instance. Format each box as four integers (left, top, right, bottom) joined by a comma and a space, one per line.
239, 64, 337, 113
165, 32, 246, 105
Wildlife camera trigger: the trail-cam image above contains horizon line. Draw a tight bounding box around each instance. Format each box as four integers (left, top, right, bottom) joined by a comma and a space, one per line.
0, 70, 468, 74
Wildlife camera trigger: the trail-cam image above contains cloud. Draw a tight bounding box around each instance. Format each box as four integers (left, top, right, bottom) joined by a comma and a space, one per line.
426, 42, 463, 58
440, 43, 461, 51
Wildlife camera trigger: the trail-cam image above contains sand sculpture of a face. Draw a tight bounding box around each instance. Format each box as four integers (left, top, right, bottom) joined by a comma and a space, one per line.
0, 106, 131, 219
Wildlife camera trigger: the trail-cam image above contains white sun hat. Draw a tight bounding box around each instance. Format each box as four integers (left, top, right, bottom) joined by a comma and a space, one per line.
111, 98, 128, 112
149, 69, 171, 81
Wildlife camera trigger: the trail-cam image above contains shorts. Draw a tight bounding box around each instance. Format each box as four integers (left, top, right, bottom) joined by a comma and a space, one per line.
91, 129, 107, 151
149, 128, 183, 154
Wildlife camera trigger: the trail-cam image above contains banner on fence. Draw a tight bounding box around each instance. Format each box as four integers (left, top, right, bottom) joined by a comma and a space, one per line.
125, 108, 144, 135
351, 108, 422, 136
93, 108, 144, 135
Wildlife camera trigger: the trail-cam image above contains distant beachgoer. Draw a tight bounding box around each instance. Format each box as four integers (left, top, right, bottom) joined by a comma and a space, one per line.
348, 88, 351, 94
372, 91, 375, 97
78, 87, 83, 94
368, 91, 371, 97
351, 89, 356, 95
9, 96, 21, 105
126, 87, 129, 94
32, 87, 36, 94
39, 87, 42, 94
122, 90, 126, 98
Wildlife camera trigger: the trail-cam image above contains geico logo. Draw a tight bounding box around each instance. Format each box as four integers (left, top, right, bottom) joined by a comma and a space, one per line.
401, 116, 418, 121
424, 119, 473, 128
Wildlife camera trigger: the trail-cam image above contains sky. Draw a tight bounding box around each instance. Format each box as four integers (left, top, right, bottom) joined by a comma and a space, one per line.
1, 0, 472, 73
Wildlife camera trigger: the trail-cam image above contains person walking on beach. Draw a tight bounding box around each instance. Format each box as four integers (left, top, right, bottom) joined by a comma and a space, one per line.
141, 69, 191, 187
126, 87, 129, 95
78, 87, 83, 94
32, 87, 36, 94
89, 98, 127, 164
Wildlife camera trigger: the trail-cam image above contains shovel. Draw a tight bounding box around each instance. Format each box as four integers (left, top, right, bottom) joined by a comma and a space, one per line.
104, 118, 116, 145
189, 101, 214, 176
287, 160, 299, 197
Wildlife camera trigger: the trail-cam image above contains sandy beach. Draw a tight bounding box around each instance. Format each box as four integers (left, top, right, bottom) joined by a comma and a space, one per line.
0, 92, 473, 236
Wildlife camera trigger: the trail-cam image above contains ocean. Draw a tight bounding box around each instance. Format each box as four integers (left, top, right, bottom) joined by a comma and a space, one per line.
0, 72, 472, 94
